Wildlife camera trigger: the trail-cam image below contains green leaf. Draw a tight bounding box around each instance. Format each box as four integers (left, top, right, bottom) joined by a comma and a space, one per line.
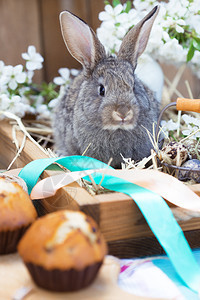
39, 82, 58, 103
193, 39, 200, 51
124, 1, 132, 13
193, 36, 200, 43
112, 0, 121, 7
187, 42, 195, 62
104, 0, 110, 5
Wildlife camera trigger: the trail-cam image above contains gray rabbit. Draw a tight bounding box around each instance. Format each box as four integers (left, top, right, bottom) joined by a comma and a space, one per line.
53, 6, 160, 168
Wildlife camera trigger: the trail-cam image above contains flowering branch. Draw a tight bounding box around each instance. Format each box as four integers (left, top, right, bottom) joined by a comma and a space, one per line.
97, 0, 200, 77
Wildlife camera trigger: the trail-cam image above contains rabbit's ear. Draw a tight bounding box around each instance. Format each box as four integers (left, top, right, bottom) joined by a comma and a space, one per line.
60, 11, 106, 70
118, 6, 159, 68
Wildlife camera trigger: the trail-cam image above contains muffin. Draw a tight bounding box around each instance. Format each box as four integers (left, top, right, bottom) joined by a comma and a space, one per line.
0, 177, 37, 254
18, 210, 107, 292
0, 173, 28, 192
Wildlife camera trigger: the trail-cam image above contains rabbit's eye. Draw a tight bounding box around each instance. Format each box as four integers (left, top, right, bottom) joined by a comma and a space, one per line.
98, 84, 105, 97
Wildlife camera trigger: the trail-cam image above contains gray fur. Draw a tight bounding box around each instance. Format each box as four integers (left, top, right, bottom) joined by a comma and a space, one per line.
53, 7, 160, 168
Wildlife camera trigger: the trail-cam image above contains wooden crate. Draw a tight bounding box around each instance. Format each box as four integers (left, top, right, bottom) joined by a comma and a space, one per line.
1, 120, 200, 258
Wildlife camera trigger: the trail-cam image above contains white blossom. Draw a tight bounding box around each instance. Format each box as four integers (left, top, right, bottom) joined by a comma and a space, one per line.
49, 85, 66, 109
22, 45, 44, 71
36, 104, 51, 119
182, 114, 200, 127
161, 119, 179, 131
175, 19, 186, 33
53, 68, 79, 87
158, 38, 187, 65
0, 94, 10, 111
1, 65, 26, 90
181, 114, 200, 140
187, 15, 200, 36
182, 125, 200, 140
188, 0, 199, 14
0, 45, 56, 119
99, 4, 123, 22
160, 119, 179, 137
8, 95, 26, 117
26, 70, 34, 83
133, 0, 158, 11
97, 0, 200, 77
48, 97, 59, 109
70, 69, 79, 77
53, 68, 71, 86
0, 61, 5, 77
0, 94, 31, 119
146, 24, 164, 54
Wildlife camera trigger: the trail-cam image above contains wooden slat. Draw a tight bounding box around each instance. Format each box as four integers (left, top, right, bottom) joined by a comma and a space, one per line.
108, 229, 200, 258
40, 0, 91, 82
0, 0, 43, 83
89, 0, 105, 30
108, 236, 163, 258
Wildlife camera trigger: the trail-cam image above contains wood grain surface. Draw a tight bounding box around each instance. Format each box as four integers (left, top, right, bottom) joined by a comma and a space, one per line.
0, 254, 164, 300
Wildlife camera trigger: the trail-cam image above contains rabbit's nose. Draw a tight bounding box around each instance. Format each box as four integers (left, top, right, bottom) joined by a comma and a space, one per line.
112, 109, 133, 122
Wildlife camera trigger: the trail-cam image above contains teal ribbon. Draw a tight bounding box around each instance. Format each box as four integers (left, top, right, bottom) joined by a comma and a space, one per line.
19, 155, 200, 294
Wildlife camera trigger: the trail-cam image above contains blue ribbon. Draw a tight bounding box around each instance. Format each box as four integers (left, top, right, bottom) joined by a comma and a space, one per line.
19, 155, 200, 294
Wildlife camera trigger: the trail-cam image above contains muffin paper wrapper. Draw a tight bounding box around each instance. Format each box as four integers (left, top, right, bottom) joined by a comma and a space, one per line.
25, 262, 102, 292
0, 226, 28, 254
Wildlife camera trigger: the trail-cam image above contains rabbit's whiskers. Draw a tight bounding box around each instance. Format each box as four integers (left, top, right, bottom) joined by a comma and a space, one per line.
103, 123, 135, 131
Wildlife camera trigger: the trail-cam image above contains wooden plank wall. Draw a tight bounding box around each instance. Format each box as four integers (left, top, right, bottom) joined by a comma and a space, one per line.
0, 0, 43, 82
0, 0, 199, 98
40, 0, 106, 82
0, 0, 105, 83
